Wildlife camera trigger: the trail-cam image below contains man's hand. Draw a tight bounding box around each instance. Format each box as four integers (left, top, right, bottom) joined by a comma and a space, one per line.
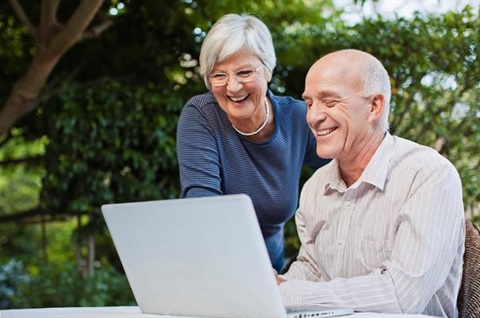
273, 269, 286, 285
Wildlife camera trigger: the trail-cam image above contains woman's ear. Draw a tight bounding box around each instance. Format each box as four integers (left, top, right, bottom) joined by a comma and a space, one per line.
265, 68, 272, 82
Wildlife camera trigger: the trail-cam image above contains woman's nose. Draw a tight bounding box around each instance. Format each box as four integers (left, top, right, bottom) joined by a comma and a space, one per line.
226, 76, 243, 91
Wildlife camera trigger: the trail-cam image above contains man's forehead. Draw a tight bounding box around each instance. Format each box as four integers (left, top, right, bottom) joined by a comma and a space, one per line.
303, 86, 344, 98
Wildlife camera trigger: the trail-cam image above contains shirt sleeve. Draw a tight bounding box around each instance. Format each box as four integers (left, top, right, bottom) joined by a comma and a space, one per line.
280, 161, 464, 314
176, 103, 222, 198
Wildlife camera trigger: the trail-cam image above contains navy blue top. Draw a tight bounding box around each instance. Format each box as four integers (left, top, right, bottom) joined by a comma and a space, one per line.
176, 90, 329, 271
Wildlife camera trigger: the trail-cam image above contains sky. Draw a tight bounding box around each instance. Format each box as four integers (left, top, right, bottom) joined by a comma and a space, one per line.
335, 0, 479, 21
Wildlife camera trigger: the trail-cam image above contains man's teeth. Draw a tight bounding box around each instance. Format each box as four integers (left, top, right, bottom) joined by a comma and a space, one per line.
230, 95, 248, 102
317, 128, 335, 136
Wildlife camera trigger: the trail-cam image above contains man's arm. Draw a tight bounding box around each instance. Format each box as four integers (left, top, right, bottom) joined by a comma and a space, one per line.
279, 162, 464, 314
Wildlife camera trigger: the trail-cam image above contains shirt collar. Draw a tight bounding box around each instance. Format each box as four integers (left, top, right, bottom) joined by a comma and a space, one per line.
325, 132, 394, 193
361, 132, 394, 191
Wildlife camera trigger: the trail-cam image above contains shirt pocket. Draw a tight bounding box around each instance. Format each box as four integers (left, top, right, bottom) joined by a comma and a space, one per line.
358, 239, 394, 271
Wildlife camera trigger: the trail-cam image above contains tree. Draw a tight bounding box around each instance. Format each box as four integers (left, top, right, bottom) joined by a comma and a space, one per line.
0, 0, 478, 307
0, 0, 341, 272
0, 0, 111, 135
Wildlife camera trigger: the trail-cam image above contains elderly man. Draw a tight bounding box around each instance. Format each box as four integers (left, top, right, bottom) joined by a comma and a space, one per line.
276, 49, 465, 318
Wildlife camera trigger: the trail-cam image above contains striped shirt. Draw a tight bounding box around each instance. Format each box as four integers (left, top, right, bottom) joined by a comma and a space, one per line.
176, 90, 329, 272
280, 133, 465, 318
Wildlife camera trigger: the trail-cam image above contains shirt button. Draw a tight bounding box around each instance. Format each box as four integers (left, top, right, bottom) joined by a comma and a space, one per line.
345, 201, 351, 207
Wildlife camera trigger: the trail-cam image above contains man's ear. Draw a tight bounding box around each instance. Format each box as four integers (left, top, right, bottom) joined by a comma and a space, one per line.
368, 93, 385, 124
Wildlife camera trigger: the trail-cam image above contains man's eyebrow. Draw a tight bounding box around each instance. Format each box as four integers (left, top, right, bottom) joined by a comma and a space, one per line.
317, 90, 342, 99
303, 90, 342, 100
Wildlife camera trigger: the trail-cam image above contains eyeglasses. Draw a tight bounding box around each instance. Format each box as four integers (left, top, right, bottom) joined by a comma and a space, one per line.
208, 64, 264, 87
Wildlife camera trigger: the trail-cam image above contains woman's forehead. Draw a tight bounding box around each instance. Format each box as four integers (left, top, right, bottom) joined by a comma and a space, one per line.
215, 51, 259, 67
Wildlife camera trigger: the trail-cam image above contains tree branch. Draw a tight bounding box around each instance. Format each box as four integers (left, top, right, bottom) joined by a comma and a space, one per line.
39, 0, 60, 45
8, 0, 36, 38
49, 0, 104, 56
0, 155, 44, 166
0, 206, 74, 224
81, 18, 113, 41
0, 0, 107, 135
0, 130, 13, 148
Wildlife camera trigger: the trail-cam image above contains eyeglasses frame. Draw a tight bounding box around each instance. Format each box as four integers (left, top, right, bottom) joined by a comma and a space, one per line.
208, 64, 264, 87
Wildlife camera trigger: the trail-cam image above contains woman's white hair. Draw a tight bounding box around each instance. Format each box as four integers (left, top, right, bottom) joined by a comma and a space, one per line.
199, 13, 276, 90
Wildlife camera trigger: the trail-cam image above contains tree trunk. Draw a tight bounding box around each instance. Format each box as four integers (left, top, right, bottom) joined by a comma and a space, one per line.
41, 212, 49, 265
87, 230, 96, 275
87, 211, 96, 276
0, 0, 107, 135
75, 214, 85, 277
0, 53, 59, 133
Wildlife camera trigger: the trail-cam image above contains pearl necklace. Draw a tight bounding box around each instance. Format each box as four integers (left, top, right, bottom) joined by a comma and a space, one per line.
232, 97, 269, 136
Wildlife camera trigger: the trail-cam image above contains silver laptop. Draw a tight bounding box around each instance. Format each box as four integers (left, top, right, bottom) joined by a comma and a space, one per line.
101, 194, 353, 318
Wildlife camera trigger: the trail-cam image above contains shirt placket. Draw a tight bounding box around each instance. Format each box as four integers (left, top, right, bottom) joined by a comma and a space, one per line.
332, 187, 357, 277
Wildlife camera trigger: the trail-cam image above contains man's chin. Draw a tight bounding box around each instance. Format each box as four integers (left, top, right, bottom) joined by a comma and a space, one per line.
316, 145, 337, 159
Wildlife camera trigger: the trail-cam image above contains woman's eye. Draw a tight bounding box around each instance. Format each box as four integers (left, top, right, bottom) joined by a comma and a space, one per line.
236, 70, 254, 78
211, 73, 227, 79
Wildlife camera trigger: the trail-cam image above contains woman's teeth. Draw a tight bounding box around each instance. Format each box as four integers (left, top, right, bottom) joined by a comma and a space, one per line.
230, 95, 249, 102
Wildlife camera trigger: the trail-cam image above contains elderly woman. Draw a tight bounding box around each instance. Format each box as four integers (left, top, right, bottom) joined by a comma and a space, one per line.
176, 13, 329, 272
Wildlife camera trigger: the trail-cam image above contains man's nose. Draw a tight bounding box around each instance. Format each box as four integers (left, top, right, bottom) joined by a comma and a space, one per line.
307, 103, 327, 127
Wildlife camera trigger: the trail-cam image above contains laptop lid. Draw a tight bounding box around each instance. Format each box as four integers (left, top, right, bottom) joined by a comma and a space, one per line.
102, 194, 352, 318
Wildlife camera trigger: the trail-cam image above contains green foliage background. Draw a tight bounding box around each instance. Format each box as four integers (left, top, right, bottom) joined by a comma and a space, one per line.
0, 0, 478, 308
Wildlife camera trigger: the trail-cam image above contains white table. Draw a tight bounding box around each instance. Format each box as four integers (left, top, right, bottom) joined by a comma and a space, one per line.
0, 306, 436, 317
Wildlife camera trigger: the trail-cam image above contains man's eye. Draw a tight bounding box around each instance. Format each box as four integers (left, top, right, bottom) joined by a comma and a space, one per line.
323, 99, 337, 107
236, 69, 254, 78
